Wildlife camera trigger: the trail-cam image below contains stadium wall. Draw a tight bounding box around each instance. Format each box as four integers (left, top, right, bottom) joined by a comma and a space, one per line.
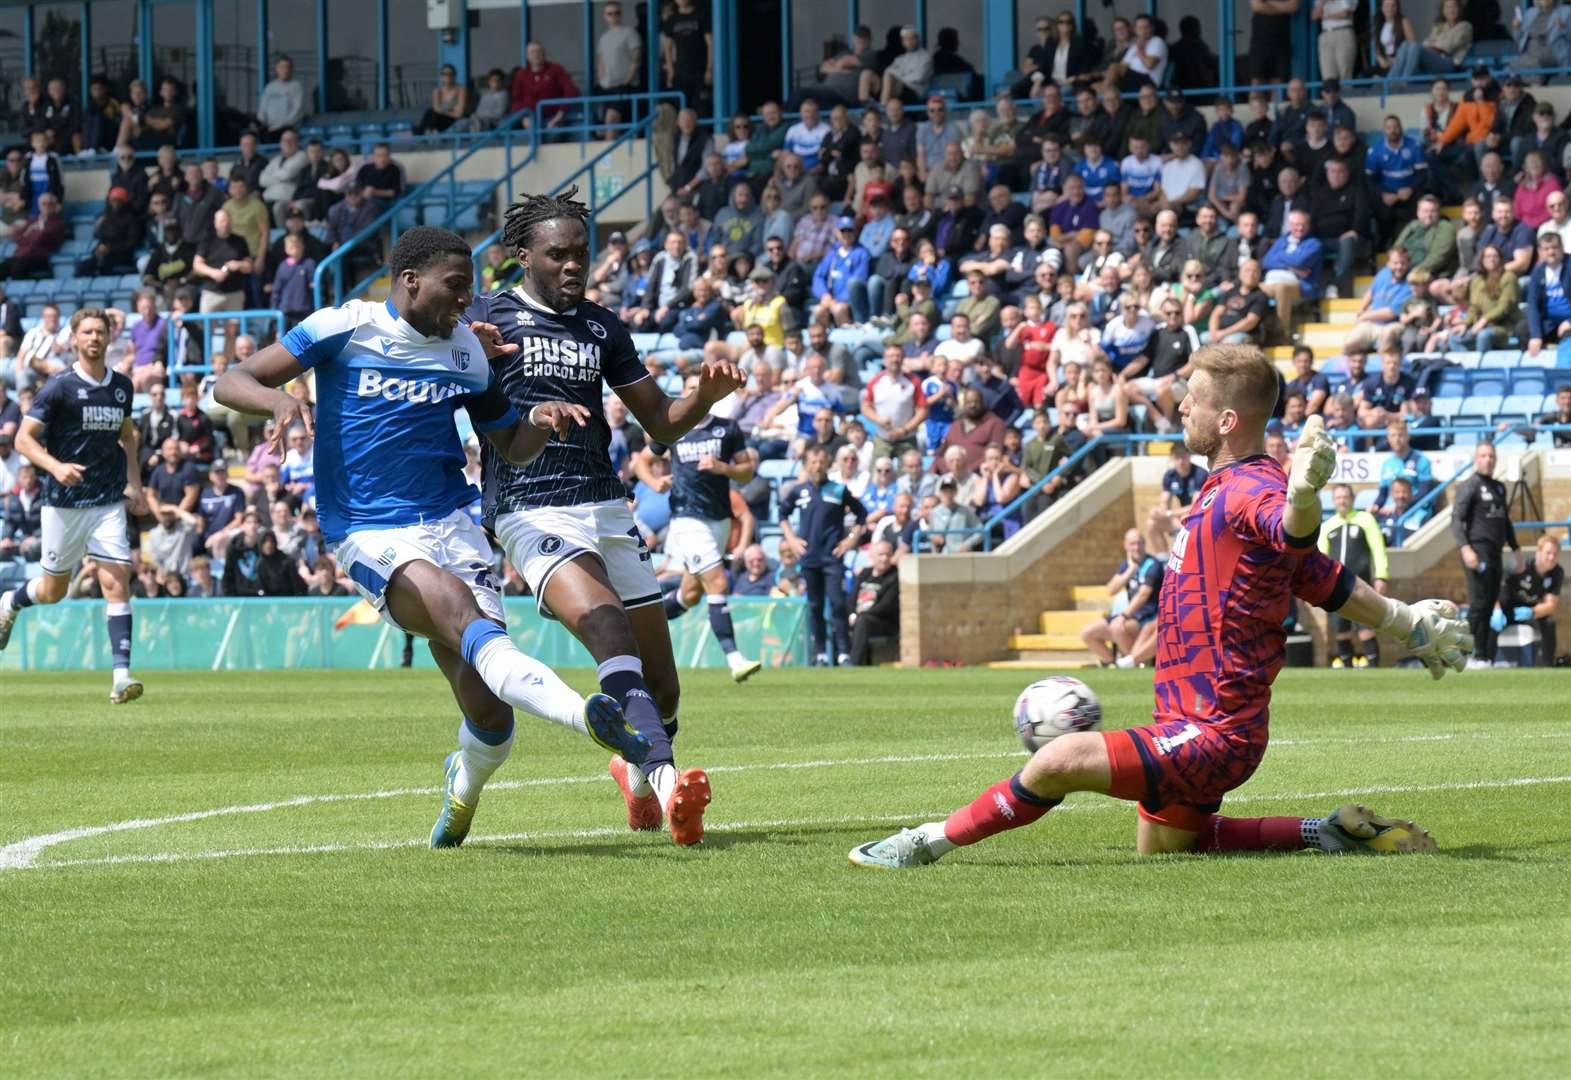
0, 596, 806, 672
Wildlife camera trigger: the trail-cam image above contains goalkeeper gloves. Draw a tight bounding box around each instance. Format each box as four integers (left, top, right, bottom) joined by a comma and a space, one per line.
1287, 414, 1337, 509
1377, 597, 1475, 680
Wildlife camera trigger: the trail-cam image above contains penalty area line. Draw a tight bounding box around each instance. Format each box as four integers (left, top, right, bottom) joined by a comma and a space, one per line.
12, 774, 1571, 873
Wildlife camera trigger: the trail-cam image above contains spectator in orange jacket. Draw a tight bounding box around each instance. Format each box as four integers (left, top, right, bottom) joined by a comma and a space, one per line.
509, 42, 580, 128
1429, 82, 1498, 202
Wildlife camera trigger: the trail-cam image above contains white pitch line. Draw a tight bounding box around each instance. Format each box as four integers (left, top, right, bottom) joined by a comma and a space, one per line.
2, 731, 1566, 872
10, 775, 1571, 874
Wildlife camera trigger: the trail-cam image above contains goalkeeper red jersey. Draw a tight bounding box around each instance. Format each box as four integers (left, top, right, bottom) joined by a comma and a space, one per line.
1153, 454, 1355, 731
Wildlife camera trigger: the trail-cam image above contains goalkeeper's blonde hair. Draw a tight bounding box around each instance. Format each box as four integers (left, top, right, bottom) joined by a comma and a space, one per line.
1191, 344, 1280, 424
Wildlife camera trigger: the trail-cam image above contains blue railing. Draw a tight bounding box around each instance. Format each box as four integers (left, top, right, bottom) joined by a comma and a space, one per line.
163, 309, 286, 384
310, 91, 682, 311
912, 422, 1571, 554
469, 96, 679, 273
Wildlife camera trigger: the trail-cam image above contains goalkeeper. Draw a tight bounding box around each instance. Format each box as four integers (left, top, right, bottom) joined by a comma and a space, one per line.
850, 345, 1474, 870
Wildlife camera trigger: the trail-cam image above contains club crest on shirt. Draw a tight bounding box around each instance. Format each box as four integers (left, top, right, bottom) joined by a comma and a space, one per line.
114, 387, 127, 404
1200, 490, 1217, 510
538, 534, 563, 555
452, 348, 470, 372
585, 319, 607, 340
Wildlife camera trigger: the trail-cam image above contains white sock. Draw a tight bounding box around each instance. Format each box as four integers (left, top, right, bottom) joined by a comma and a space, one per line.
725, 649, 744, 664
453, 719, 514, 805
1114, 655, 1136, 669
649, 763, 678, 811
916, 821, 957, 857
625, 762, 653, 797
470, 636, 588, 735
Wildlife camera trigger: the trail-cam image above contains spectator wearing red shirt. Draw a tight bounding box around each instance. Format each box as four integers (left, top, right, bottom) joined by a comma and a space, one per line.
1007, 294, 1057, 407
511, 42, 580, 128
0, 191, 65, 280
861, 344, 929, 459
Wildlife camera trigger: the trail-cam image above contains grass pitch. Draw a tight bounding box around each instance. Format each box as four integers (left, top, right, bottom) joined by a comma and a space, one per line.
1, 667, 1568, 1078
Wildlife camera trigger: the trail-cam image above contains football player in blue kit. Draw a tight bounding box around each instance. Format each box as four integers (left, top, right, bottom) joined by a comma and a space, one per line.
214, 226, 653, 849
468, 188, 746, 846
635, 372, 762, 684
0, 309, 149, 704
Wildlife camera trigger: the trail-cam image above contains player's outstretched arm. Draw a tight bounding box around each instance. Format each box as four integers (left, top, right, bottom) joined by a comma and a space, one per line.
619, 358, 747, 443
215, 343, 313, 453
1336, 576, 1474, 680
485, 402, 592, 467
1284, 413, 1336, 541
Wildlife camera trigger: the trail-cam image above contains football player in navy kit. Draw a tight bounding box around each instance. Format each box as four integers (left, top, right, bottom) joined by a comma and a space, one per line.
635, 372, 762, 683
471, 188, 746, 846
0, 309, 148, 703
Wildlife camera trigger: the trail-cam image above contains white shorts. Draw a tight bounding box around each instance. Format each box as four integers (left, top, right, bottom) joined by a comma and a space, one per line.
665, 514, 730, 576
40, 503, 132, 576
332, 509, 504, 631
494, 499, 661, 618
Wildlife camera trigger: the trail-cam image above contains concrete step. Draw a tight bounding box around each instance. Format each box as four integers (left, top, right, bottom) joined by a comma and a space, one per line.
1008, 632, 1087, 651
1325, 309, 1359, 325
1038, 610, 1092, 635
1269, 344, 1341, 361
1070, 585, 1108, 605
1298, 325, 1350, 348
1325, 297, 1365, 314
988, 655, 1097, 669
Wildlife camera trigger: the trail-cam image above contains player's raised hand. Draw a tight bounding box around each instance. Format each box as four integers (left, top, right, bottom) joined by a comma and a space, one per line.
1287, 413, 1336, 508
528, 402, 592, 439
694, 357, 746, 403
1380, 597, 1473, 679
53, 462, 85, 487
469, 321, 518, 360
270, 395, 314, 454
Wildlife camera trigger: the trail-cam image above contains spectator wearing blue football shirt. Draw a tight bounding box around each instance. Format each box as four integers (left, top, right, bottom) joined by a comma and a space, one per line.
808, 217, 871, 327
782, 99, 829, 173
1072, 140, 1119, 206
1366, 116, 1426, 244
858, 198, 896, 261
1322, 347, 1368, 401
920, 358, 959, 448
1525, 230, 1571, 356
1357, 344, 1419, 438
1119, 134, 1162, 218
1374, 420, 1435, 510
1260, 209, 1323, 337
1343, 247, 1413, 353
1201, 95, 1244, 161
672, 277, 729, 356
279, 422, 315, 507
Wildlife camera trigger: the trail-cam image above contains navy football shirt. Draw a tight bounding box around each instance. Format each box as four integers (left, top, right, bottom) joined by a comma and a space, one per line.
652, 416, 745, 523
781, 477, 867, 569
468, 286, 650, 519
26, 364, 133, 509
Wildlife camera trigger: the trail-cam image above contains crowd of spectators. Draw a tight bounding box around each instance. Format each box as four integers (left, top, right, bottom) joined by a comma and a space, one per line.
6, 10, 1571, 666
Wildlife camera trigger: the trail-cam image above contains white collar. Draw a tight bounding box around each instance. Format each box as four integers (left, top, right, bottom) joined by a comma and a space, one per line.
513, 283, 577, 317
72, 361, 113, 386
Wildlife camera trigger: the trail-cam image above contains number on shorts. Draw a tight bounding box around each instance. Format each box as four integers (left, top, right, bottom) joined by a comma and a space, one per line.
626, 526, 651, 562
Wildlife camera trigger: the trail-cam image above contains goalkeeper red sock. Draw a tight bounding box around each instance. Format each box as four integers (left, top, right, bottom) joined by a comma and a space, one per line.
1193, 815, 1307, 854
943, 773, 1060, 846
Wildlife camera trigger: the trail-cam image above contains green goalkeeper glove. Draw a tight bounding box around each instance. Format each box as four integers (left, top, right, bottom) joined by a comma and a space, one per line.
1377, 597, 1474, 680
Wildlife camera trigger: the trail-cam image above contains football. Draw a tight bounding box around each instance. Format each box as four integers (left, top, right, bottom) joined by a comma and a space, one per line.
1012, 677, 1103, 752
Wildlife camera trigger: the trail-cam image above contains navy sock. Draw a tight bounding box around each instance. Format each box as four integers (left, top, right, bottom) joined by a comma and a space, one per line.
706, 595, 738, 653
662, 592, 688, 620
8, 581, 37, 610
662, 715, 679, 741
107, 603, 132, 668
597, 656, 673, 770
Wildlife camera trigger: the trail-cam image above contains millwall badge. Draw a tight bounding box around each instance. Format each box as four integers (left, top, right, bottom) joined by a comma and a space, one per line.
585, 318, 608, 340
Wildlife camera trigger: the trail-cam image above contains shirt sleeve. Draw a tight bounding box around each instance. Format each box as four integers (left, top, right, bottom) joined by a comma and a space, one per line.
279, 305, 356, 370
1293, 549, 1357, 612
601, 314, 650, 389
464, 363, 520, 433
1227, 479, 1317, 553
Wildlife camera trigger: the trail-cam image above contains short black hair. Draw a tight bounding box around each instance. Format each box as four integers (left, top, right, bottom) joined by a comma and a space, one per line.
502, 184, 589, 252
389, 226, 472, 277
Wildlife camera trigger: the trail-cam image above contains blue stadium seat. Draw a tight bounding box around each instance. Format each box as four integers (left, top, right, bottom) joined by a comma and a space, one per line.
1449, 418, 1486, 446
761, 533, 782, 562
1354, 488, 1378, 511
1512, 368, 1548, 395
1436, 368, 1468, 397
1499, 393, 1544, 419
1430, 396, 1464, 418
950, 281, 968, 298
1519, 349, 1557, 368
1446, 350, 1481, 369
1458, 395, 1502, 419
1467, 371, 1507, 396
758, 459, 796, 485
1480, 349, 1522, 368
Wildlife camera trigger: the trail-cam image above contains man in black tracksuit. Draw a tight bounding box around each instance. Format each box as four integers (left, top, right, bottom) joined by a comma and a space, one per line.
1451, 441, 1519, 665
849, 538, 900, 666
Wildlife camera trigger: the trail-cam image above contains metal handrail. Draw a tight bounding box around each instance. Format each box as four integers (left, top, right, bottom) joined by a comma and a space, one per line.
161, 308, 286, 386
469, 97, 678, 273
